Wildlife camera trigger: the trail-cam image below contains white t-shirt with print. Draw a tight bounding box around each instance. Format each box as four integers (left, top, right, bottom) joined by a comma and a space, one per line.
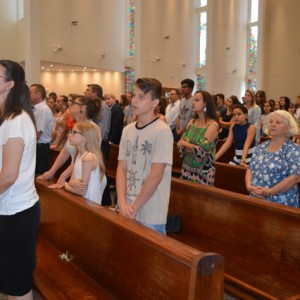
118, 118, 173, 224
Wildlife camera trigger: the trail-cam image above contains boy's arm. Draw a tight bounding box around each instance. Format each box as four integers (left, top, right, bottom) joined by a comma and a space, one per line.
129, 163, 166, 218
116, 159, 133, 217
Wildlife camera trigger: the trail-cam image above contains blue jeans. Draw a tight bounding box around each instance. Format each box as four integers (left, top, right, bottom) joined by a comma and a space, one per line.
139, 222, 166, 235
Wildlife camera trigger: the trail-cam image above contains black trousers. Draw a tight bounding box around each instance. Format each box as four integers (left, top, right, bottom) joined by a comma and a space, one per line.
35, 143, 50, 175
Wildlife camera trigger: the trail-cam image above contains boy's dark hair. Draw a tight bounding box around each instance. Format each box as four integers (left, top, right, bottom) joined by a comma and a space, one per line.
232, 104, 248, 114
135, 78, 162, 100
180, 78, 195, 89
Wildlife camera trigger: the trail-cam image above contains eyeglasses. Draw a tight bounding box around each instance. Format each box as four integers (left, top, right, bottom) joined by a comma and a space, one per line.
72, 101, 84, 106
69, 129, 83, 136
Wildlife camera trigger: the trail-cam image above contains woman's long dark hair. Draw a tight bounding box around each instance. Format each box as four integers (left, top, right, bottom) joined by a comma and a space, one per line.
194, 90, 219, 123
0, 60, 36, 128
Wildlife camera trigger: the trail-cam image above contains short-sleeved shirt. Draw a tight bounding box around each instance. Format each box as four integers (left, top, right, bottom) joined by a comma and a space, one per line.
0, 111, 39, 215
178, 97, 193, 131
118, 118, 173, 224
249, 139, 300, 208
33, 100, 53, 144
248, 105, 261, 144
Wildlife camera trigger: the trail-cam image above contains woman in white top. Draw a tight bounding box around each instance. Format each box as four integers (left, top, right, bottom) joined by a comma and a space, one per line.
37, 96, 102, 189
65, 122, 107, 205
0, 60, 39, 300
244, 89, 261, 144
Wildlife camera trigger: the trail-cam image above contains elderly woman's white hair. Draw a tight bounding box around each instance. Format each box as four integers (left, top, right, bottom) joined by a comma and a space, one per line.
265, 110, 299, 138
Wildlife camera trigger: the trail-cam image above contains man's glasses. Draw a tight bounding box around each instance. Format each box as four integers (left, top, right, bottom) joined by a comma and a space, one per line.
71, 101, 84, 106
69, 129, 83, 136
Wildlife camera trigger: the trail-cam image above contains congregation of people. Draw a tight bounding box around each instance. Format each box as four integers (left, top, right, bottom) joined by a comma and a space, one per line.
1, 59, 300, 299
31, 73, 300, 213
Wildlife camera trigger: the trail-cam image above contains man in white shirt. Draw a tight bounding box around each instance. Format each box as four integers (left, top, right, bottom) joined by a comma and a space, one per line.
165, 89, 180, 141
30, 83, 53, 174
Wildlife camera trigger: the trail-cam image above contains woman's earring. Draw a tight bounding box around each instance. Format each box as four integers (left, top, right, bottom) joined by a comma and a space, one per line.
204, 107, 207, 113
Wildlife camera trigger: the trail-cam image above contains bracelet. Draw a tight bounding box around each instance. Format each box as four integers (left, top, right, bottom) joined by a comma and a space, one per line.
268, 188, 272, 197
241, 157, 246, 163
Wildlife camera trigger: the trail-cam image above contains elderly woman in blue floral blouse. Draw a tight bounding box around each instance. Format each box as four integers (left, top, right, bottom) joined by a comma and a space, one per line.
246, 110, 300, 208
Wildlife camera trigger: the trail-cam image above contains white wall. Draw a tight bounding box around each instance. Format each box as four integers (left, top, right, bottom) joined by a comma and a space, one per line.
0, 0, 19, 60
209, 0, 248, 99
40, 70, 124, 98
39, 0, 126, 72
264, 0, 300, 101
136, 0, 198, 89
135, 0, 248, 98
1, 0, 299, 102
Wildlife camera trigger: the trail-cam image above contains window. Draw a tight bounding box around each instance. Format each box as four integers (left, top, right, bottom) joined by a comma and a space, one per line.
125, 0, 136, 93
128, 0, 135, 58
246, 0, 259, 91
196, 0, 208, 90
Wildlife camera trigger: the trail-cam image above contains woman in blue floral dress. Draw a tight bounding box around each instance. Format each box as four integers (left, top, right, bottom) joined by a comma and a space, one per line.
177, 91, 219, 186
246, 110, 300, 208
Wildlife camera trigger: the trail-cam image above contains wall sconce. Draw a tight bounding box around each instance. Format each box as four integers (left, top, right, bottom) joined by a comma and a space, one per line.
53, 45, 63, 52
98, 54, 106, 60
153, 57, 161, 63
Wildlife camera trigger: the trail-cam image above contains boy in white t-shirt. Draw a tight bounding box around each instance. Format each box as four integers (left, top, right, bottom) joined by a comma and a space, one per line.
117, 78, 173, 234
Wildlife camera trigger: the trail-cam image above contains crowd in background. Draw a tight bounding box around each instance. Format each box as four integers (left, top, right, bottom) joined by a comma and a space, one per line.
1, 60, 300, 299
42, 80, 300, 211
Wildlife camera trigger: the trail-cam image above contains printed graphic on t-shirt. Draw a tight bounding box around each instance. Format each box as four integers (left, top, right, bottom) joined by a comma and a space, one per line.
180, 105, 190, 121
125, 136, 153, 197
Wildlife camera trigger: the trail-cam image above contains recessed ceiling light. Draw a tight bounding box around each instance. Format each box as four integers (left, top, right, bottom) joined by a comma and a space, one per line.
50, 64, 53, 67
41, 66, 44, 69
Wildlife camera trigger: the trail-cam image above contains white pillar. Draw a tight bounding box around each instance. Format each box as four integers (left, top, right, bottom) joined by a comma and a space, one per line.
23, 0, 40, 85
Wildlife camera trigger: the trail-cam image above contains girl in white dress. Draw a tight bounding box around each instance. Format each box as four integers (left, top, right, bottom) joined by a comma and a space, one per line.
65, 122, 106, 205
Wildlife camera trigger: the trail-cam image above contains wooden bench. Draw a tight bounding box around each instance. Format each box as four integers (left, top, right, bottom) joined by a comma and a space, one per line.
168, 177, 300, 300
172, 144, 248, 194
34, 179, 224, 299
106, 144, 248, 195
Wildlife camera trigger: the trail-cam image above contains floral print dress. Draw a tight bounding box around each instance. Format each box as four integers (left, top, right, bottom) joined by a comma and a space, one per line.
249, 139, 300, 208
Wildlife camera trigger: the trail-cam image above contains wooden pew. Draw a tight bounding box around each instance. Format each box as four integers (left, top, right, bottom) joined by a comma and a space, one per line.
168, 177, 300, 300
34, 180, 224, 299
106, 144, 248, 195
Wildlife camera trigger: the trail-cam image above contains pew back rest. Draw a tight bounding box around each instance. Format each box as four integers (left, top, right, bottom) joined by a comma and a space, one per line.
214, 162, 247, 194
36, 180, 224, 299
168, 177, 300, 277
